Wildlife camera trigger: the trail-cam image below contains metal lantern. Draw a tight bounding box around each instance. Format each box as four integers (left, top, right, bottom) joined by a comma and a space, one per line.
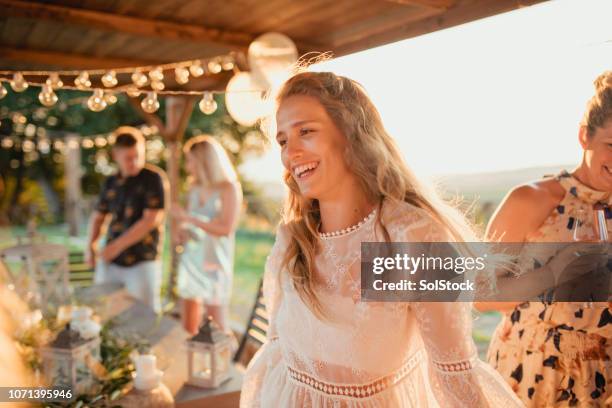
40, 323, 101, 395
0, 236, 71, 313
186, 316, 232, 388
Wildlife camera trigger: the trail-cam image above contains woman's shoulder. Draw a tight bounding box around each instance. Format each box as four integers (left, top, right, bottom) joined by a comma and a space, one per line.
487, 176, 565, 241
381, 199, 434, 225
503, 176, 565, 211
380, 199, 446, 241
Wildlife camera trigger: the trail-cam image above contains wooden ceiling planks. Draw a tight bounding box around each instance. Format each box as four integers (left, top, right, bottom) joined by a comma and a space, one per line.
323, 3, 443, 49
0, 0, 549, 72
331, 0, 547, 56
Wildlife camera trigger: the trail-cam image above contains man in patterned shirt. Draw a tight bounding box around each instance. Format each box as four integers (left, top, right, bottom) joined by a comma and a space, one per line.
87, 126, 167, 312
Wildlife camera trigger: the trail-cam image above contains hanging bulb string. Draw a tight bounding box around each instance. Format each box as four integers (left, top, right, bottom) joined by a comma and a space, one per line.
0, 79, 265, 95
0, 52, 238, 77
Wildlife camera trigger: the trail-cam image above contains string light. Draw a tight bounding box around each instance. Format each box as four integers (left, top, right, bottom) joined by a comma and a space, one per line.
198, 92, 217, 115
151, 80, 165, 91
81, 138, 95, 149
221, 56, 235, 71
101, 70, 118, 87
87, 89, 107, 112
126, 86, 141, 97
47, 73, 63, 89
10, 72, 28, 92
74, 71, 91, 89
38, 83, 58, 107
104, 92, 117, 105
0, 82, 6, 99
189, 60, 204, 77
175, 67, 190, 85
149, 66, 164, 82
131, 70, 148, 87
207, 60, 222, 74
141, 92, 159, 113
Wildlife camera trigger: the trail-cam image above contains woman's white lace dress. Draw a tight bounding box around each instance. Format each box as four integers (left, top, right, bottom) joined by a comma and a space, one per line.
240, 200, 524, 407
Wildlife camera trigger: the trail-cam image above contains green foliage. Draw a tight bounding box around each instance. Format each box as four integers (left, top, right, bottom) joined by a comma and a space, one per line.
1, 88, 271, 225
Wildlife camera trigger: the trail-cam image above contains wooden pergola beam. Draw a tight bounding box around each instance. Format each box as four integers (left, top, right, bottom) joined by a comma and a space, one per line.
0, 45, 160, 69
0, 0, 254, 49
333, 0, 547, 56
384, 0, 456, 10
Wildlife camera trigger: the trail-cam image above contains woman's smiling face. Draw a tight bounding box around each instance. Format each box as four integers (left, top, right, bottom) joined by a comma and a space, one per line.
582, 121, 612, 191
276, 94, 351, 200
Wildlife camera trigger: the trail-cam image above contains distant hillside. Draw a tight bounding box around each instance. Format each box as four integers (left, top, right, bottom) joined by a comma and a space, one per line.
435, 164, 575, 205
252, 164, 576, 207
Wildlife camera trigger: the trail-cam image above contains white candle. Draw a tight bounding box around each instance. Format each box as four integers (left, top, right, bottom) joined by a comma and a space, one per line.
135, 355, 157, 376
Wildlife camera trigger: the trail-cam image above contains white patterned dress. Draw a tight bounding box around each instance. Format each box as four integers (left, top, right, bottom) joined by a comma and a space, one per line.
241, 200, 524, 407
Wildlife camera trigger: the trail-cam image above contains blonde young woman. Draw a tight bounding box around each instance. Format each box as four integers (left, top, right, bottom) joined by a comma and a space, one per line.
174, 135, 242, 334
240, 72, 524, 407
478, 72, 612, 406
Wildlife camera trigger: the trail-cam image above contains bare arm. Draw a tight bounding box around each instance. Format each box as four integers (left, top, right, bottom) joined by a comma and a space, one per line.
113, 209, 164, 250
188, 183, 242, 237
101, 208, 165, 262
86, 210, 108, 267
475, 182, 561, 312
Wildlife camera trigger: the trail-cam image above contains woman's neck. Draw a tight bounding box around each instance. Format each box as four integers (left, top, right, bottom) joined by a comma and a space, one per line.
317, 184, 377, 234
572, 162, 602, 191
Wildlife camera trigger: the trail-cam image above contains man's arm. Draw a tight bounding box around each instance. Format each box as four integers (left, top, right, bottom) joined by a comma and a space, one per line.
101, 208, 165, 262
86, 210, 108, 268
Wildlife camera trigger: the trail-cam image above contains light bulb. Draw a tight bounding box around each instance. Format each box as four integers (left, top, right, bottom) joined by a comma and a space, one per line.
38, 83, 58, 107
198, 92, 217, 115
141, 92, 159, 113
149, 66, 164, 82
131, 70, 148, 87
207, 60, 222, 74
104, 92, 117, 105
101, 70, 118, 87
87, 89, 107, 112
189, 60, 204, 77
175, 67, 190, 85
10, 72, 28, 92
47, 73, 63, 89
75, 71, 91, 89
126, 87, 141, 97
0, 82, 7, 99
151, 80, 165, 91
221, 56, 235, 71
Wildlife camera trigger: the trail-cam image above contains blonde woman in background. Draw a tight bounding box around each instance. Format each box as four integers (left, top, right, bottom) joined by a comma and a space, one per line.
174, 135, 242, 335
478, 72, 612, 406
240, 71, 523, 407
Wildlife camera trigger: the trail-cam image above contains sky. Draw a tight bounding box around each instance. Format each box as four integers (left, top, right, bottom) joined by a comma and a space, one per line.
239, 0, 612, 183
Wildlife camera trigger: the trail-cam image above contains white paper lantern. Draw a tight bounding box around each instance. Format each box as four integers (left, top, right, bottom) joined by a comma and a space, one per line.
225, 72, 266, 127
248, 32, 298, 90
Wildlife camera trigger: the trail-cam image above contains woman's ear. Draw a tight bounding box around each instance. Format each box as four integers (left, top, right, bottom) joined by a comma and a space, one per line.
578, 125, 590, 149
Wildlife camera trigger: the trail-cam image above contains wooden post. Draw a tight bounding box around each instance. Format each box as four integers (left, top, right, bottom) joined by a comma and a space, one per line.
64, 133, 82, 237
164, 96, 195, 301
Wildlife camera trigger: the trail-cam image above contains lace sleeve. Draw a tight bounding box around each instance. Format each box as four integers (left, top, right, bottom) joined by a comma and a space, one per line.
392, 206, 524, 407
240, 225, 287, 408
261, 226, 287, 340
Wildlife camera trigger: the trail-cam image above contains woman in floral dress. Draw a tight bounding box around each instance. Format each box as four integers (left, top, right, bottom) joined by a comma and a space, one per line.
480, 71, 612, 406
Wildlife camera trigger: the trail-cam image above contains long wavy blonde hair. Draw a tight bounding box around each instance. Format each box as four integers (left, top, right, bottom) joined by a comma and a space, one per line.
277, 72, 477, 317
183, 135, 238, 188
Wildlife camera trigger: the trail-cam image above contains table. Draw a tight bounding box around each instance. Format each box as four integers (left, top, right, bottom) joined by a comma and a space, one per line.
75, 283, 243, 407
